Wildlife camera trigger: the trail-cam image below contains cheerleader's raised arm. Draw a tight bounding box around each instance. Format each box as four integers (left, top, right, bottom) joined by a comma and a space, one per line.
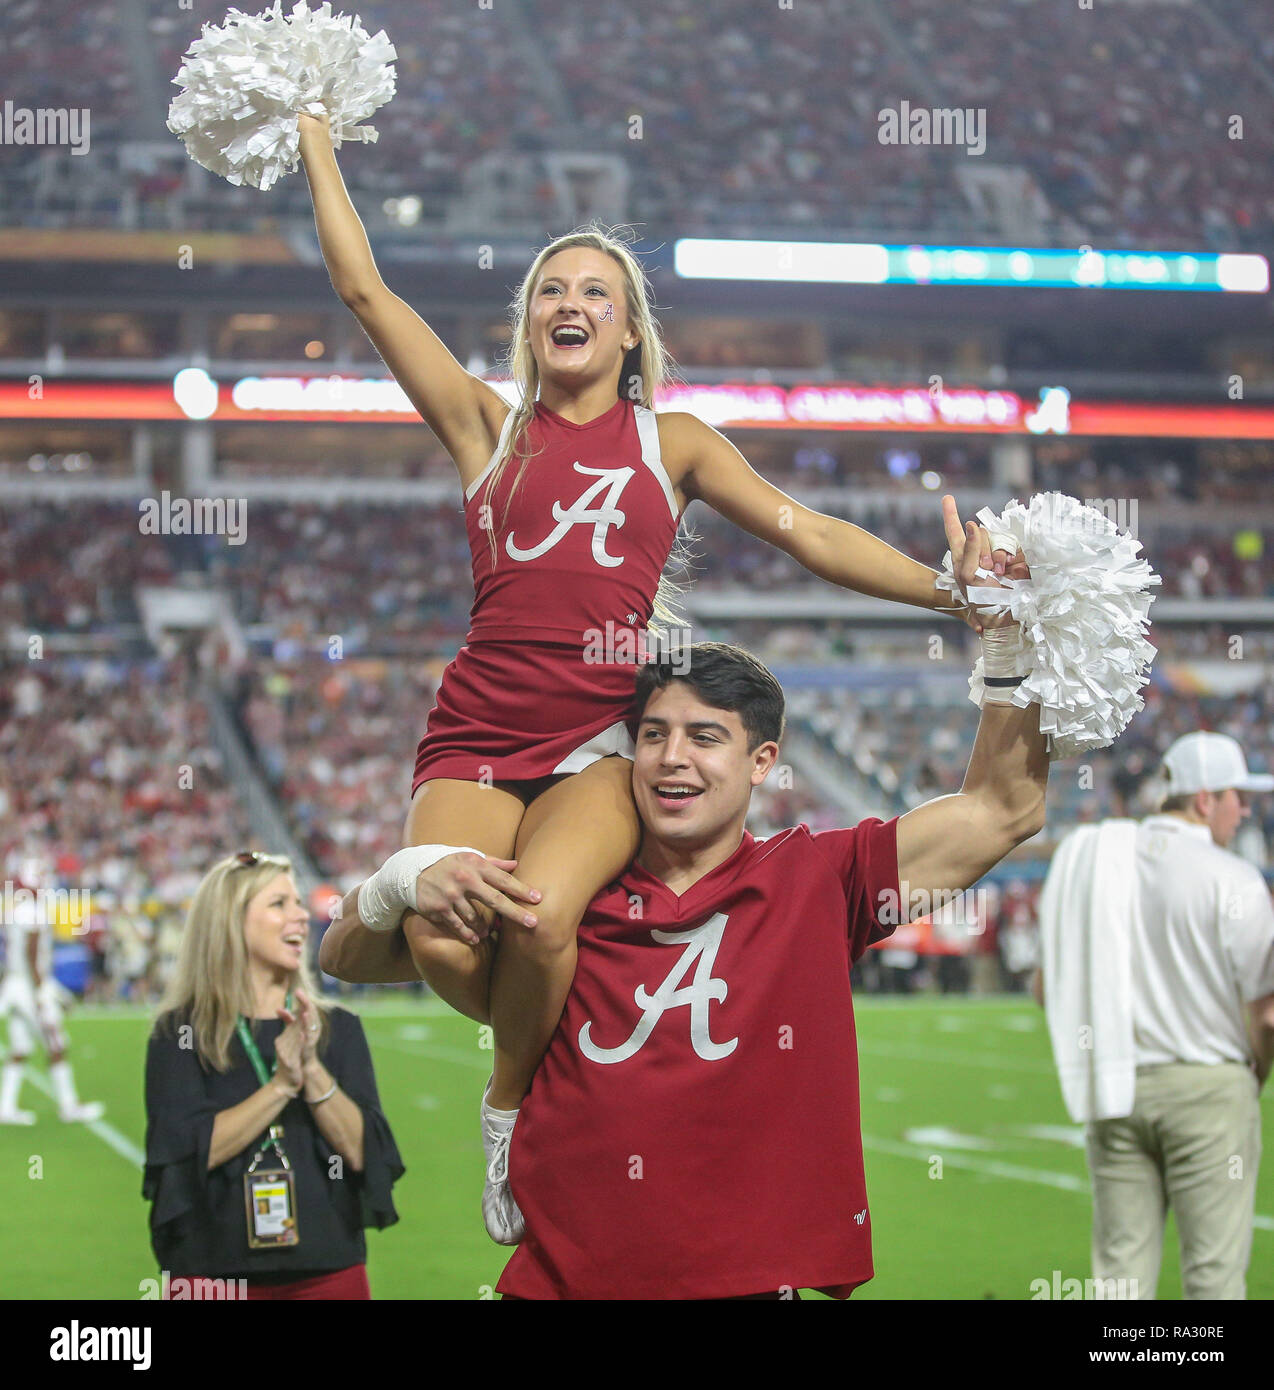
661, 410, 1018, 633
297, 112, 509, 482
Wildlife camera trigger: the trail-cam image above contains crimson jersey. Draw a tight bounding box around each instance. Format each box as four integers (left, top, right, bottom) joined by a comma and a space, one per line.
463, 396, 680, 645
412, 396, 681, 788
497, 817, 901, 1300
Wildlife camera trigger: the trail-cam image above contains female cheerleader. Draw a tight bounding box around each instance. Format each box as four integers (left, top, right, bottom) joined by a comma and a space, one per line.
298, 113, 1009, 1243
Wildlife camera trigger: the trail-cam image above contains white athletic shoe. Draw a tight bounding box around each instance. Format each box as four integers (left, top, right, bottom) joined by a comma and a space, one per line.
480, 1079, 525, 1246
0, 1107, 36, 1125
59, 1101, 104, 1124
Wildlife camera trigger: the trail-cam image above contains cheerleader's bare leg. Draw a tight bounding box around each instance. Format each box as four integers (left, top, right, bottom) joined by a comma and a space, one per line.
484, 753, 641, 1110
395, 758, 639, 1100
395, 778, 528, 1022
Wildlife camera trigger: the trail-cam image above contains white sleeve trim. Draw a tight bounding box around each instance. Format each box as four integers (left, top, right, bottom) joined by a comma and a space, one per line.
464, 407, 519, 503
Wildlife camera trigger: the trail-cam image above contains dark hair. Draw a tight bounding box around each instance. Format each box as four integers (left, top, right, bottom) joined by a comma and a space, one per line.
630, 641, 785, 751
1158, 792, 1195, 813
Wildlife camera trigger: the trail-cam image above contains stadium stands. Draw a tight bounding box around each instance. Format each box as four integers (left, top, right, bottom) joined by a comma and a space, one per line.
0, 653, 255, 907
3, 494, 1270, 640
887, 0, 1274, 250
4, 0, 1271, 249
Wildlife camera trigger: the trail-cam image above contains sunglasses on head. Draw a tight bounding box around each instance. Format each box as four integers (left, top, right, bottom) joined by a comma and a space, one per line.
234, 851, 261, 868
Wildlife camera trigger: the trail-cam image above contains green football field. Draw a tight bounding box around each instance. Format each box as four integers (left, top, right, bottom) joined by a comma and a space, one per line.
3, 994, 1271, 1301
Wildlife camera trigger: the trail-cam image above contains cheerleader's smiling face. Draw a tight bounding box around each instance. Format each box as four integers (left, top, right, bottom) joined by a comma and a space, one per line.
242, 873, 310, 974
528, 247, 638, 387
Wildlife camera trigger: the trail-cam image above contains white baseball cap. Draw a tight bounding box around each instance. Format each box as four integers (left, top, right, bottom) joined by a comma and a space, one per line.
1160, 731, 1274, 797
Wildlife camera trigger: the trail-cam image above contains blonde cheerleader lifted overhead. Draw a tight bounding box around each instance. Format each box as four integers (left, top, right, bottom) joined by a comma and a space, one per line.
167, 4, 1022, 1246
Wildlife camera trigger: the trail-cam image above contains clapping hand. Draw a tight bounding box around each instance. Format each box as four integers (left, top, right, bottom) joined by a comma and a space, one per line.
273, 995, 313, 1095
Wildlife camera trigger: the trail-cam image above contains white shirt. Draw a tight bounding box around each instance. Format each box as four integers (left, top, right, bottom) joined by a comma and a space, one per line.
1130, 815, 1274, 1067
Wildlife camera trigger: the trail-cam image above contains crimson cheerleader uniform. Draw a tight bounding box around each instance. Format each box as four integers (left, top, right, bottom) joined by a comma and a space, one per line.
412, 396, 681, 793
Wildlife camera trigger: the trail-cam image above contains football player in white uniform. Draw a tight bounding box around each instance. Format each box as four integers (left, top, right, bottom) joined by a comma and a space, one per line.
0, 888, 104, 1124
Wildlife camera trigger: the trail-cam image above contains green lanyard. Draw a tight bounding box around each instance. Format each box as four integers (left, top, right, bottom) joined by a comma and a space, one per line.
237, 992, 294, 1167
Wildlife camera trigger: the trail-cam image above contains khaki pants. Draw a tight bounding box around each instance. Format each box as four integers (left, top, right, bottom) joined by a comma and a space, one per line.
1085, 1062, 1261, 1299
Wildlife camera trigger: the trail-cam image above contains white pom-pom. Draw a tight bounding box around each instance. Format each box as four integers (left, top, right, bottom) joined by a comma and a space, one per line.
935, 493, 1161, 761
167, 0, 396, 191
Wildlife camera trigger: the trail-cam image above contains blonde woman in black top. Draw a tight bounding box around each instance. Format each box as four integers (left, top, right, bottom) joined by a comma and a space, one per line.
144, 851, 403, 1299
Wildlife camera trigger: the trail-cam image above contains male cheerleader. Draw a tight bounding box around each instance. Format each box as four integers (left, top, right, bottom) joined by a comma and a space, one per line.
323, 505, 1062, 1295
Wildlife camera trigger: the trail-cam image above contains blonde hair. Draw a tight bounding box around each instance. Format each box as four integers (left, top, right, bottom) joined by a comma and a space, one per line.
155, 852, 330, 1072
480, 222, 697, 632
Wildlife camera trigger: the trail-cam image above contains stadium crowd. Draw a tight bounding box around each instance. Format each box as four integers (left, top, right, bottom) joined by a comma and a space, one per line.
3, 491, 1270, 649
1, 502, 174, 633
891, 0, 1274, 251
3, 484, 1269, 1009
0, 0, 133, 155
0, 654, 255, 1000
4, 0, 1270, 250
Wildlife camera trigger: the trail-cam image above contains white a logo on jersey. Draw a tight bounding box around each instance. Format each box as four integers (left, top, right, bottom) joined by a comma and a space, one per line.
579, 912, 738, 1065
505, 463, 634, 568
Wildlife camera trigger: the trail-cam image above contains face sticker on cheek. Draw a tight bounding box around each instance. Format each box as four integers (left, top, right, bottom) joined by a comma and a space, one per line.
598, 301, 615, 324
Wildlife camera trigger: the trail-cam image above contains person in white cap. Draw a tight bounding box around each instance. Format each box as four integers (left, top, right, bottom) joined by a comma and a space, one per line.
1034, 730, 1274, 1299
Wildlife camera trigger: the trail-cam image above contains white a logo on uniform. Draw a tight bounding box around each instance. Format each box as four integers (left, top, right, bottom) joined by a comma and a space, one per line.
505, 463, 634, 568
579, 912, 738, 1065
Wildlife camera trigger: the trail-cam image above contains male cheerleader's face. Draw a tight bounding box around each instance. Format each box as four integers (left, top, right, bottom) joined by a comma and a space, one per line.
529, 247, 637, 387
242, 873, 310, 974
633, 682, 780, 848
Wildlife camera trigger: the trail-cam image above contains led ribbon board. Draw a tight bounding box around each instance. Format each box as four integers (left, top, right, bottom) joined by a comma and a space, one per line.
673, 239, 1269, 293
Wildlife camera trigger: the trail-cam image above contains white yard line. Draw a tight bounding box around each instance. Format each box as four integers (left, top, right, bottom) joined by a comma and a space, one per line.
21, 1069, 145, 1168
63, 997, 460, 1021
859, 1039, 1056, 1075
366, 1035, 490, 1073
863, 1131, 1087, 1192
862, 1132, 1274, 1232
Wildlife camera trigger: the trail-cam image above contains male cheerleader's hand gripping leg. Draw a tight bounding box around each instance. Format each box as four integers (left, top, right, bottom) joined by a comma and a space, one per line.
319, 848, 543, 987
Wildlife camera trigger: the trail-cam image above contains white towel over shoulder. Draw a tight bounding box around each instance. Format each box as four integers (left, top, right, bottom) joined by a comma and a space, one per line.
1038, 820, 1139, 1123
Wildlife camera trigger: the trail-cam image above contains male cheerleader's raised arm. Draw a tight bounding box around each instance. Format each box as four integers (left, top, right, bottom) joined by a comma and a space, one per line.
669, 411, 1018, 630
893, 498, 1049, 907
296, 112, 509, 473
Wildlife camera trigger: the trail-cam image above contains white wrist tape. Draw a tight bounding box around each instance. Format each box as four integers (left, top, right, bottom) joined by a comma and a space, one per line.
357, 844, 483, 932
980, 624, 1030, 704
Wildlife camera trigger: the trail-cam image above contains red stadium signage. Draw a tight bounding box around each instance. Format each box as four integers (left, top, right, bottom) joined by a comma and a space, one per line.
4, 377, 1274, 439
